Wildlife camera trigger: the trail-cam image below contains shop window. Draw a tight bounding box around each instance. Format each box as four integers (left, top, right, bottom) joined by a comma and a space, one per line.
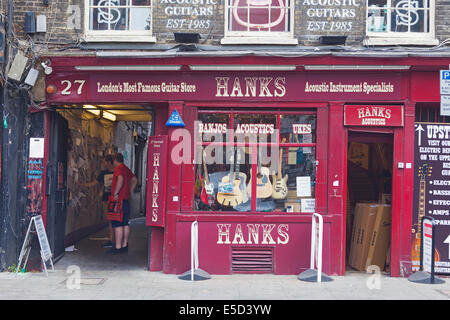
364, 0, 438, 45
84, 0, 156, 42
194, 111, 317, 213
221, 0, 298, 45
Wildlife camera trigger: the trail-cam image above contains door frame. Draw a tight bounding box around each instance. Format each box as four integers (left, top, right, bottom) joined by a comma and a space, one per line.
344, 127, 403, 276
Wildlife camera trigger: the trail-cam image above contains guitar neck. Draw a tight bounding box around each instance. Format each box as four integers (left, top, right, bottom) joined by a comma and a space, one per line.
202, 151, 210, 184
277, 148, 283, 179
417, 179, 426, 234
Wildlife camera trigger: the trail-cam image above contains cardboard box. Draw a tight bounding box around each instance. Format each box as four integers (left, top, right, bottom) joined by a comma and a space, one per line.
350, 203, 379, 271
349, 203, 364, 266
365, 205, 391, 271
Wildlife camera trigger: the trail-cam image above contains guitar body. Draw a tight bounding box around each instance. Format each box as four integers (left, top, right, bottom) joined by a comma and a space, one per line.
216, 175, 244, 207
411, 236, 441, 268
272, 174, 288, 199
247, 167, 272, 199
236, 172, 250, 203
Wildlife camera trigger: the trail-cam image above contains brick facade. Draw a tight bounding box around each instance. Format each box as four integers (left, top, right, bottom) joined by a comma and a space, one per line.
9, 0, 449, 48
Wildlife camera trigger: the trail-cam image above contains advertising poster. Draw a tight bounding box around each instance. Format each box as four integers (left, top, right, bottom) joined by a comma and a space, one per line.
413, 123, 450, 274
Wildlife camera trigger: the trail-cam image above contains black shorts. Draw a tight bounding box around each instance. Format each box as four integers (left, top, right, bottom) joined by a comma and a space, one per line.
111, 199, 130, 228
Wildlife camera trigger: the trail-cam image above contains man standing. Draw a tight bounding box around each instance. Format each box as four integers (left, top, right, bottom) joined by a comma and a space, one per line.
108, 153, 138, 253
79, 154, 115, 248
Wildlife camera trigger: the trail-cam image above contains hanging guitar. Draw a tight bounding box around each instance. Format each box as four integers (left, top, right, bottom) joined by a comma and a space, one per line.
411, 164, 440, 269
217, 148, 244, 207
200, 149, 215, 207
247, 146, 273, 199
235, 147, 249, 205
272, 138, 288, 199
232, 0, 287, 30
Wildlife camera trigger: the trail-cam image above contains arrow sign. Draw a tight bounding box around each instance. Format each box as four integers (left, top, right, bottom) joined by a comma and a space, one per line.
416, 124, 424, 146
445, 234, 450, 259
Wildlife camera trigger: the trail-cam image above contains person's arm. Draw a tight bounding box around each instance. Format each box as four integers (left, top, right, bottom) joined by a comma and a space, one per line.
130, 176, 138, 193
78, 179, 98, 188
113, 175, 124, 200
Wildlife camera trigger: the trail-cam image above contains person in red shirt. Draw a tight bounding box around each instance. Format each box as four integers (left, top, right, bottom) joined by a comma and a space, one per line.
108, 153, 138, 253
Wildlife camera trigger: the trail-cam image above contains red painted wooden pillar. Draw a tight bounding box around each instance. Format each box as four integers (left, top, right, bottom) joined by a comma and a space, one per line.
327, 102, 346, 276
398, 101, 415, 277
163, 102, 184, 274
149, 105, 169, 271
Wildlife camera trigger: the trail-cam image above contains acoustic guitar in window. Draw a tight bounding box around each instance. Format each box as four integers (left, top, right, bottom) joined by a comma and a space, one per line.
411, 164, 440, 267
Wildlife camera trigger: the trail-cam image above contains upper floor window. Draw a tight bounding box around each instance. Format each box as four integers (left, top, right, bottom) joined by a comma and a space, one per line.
365, 0, 438, 45
84, 0, 155, 42
221, 0, 298, 44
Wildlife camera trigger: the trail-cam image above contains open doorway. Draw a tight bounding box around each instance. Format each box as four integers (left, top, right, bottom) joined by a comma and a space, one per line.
345, 131, 393, 274
44, 105, 153, 271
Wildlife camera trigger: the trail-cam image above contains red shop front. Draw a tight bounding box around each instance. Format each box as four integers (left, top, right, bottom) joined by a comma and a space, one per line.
43, 54, 449, 277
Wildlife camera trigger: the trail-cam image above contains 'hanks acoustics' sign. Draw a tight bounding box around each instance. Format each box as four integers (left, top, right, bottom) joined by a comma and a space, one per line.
344, 105, 404, 127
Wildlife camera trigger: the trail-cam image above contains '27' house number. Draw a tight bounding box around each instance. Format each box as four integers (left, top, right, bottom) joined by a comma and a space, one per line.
60, 80, 86, 95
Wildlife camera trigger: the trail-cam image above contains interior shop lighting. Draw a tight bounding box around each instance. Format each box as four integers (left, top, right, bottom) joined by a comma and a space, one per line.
83, 105, 101, 116
74, 65, 182, 71
102, 111, 117, 122
304, 65, 411, 70
189, 65, 297, 71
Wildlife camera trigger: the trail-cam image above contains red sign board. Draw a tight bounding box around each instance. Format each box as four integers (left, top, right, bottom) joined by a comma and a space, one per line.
344, 105, 404, 127
146, 136, 168, 227
45, 72, 404, 104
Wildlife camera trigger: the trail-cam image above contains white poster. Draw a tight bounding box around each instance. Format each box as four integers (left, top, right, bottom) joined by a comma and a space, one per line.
29, 138, 44, 158
301, 198, 316, 213
296, 176, 311, 197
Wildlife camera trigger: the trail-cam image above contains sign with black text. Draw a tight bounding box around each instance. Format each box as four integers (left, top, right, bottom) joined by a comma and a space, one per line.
413, 123, 450, 274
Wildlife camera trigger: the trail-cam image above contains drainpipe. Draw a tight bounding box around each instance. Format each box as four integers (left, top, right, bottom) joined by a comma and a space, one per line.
0, 0, 13, 271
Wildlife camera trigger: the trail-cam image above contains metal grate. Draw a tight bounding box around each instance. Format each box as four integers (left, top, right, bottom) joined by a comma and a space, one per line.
231, 247, 273, 273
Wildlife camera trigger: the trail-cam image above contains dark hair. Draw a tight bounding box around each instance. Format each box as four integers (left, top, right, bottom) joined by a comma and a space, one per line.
114, 153, 124, 164
104, 154, 114, 165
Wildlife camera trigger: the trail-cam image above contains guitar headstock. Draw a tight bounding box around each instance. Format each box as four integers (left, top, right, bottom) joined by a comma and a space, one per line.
418, 164, 432, 180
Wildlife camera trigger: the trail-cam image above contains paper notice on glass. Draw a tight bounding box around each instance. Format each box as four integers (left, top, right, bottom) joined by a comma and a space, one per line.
296, 176, 311, 197
301, 198, 315, 213
303, 134, 312, 154
29, 138, 44, 158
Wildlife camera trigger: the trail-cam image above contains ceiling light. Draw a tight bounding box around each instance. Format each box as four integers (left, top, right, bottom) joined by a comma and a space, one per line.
304, 65, 410, 70
83, 105, 100, 116
102, 111, 117, 122
75, 65, 182, 71
189, 65, 297, 71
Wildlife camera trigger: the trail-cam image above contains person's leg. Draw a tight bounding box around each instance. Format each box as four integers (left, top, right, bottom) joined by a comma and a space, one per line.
109, 221, 114, 242
114, 226, 123, 250
122, 225, 130, 248
121, 200, 130, 249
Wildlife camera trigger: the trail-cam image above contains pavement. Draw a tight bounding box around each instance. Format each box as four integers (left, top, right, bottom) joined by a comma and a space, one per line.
0, 217, 449, 301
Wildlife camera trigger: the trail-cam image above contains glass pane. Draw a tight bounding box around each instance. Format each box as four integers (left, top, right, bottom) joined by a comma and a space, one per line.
391, 0, 423, 32
130, 8, 151, 30
280, 114, 316, 144
367, 9, 388, 32
198, 113, 229, 144
110, 7, 129, 30
194, 146, 252, 211
90, 8, 110, 30
133, 0, 151, 5
230, 0, 289, 32
233, 113, 277, 145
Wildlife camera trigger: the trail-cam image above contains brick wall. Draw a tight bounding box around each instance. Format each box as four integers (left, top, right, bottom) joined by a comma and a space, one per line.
9, 0, 450, 48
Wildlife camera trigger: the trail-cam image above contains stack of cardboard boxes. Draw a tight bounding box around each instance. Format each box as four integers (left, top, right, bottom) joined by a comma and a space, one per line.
349, 203, 391, 271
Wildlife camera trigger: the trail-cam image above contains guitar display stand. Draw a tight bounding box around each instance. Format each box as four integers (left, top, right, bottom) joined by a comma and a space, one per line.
178, 221, 211, 281
408, 216, 444, 285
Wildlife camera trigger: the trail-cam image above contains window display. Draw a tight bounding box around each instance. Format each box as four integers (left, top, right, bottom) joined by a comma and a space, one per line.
194, 111, 317, 213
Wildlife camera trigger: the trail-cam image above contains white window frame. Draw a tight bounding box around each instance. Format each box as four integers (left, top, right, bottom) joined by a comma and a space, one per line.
364, 0, 438, 46
221, 0, 298, 45
84, 0, 156, 42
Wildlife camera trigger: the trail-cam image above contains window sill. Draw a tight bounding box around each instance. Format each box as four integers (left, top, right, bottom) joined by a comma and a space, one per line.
221, 36, 298, 45
363, 37, 439, 46
83, 34, 157, 43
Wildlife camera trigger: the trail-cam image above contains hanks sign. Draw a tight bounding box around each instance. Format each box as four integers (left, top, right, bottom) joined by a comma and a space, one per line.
344, 105, 404, 127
